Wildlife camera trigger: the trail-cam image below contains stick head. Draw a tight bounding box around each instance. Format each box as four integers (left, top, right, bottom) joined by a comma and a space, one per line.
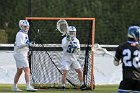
56, 19, 69, 36
94, 43, 114, 57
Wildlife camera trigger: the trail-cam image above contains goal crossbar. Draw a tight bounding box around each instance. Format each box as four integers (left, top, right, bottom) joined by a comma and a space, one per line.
25, 17, 95, 90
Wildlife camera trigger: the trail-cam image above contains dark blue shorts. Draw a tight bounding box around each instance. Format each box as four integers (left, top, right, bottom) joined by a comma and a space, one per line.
119, 79, 140, 91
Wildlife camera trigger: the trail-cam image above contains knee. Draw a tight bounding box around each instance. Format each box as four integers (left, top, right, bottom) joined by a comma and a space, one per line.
16, 69, 23, 75
62, 70, 67, 76
76, 69, 82, 75
24, 68, 30, 75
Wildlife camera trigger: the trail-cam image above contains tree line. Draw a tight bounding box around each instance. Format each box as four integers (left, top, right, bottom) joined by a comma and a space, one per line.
0, 0, 140, 44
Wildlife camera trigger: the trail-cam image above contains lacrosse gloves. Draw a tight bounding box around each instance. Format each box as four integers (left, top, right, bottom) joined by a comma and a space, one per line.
66, 34, 72, 41
26, 40, 34, 47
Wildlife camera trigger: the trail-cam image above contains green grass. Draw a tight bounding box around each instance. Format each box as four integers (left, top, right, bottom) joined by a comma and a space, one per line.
0, 84, 118, 93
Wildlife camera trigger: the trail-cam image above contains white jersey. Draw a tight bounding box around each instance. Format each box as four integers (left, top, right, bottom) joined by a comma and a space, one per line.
13, 30, 29, 68
61, 37, 80, 62
14, 30, 29, 55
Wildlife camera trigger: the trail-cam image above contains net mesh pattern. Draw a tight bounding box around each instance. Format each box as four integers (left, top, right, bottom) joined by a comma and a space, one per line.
28, 19, 93, 89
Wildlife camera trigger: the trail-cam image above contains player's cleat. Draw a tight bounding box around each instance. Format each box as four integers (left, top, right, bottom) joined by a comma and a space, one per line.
61, 86, 65, 90
80, 84, 87, 90
12, 87, 23, 92
26, 86, 38, 92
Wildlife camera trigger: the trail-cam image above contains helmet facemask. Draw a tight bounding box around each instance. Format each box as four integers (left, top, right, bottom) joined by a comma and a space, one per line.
69, 31, 76, 38
19, 20, 30, 32
22, 26, 29, 32
68, 26, 77, 38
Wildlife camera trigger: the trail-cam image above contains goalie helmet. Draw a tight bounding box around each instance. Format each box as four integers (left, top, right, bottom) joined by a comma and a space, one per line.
68, 26, 76, 38
19, 20, 30, 30
69, 26, 76, 32
128, 26, 140, 42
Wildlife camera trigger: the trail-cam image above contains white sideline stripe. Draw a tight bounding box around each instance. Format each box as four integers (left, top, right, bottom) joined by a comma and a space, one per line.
0, 44, 118, 49
101, 45, 118, 47
0, 44, 118, 47
0, 44, 14, 47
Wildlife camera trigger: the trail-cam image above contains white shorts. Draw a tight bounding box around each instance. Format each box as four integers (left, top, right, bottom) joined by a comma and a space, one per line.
61, 60, 81, 70
13, 53, 29, 68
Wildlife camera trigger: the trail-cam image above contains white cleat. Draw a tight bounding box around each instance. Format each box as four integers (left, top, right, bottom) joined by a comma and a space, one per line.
12, 87, 23, 92
26, 86, 38, 92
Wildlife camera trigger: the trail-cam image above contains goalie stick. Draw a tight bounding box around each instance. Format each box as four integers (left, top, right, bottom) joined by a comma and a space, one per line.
56, 19, 74, 43
30, 21, 77, 88
56, 19, 69, 36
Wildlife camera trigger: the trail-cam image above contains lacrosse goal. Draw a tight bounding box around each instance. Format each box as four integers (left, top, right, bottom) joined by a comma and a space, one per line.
25, 17, 95, 90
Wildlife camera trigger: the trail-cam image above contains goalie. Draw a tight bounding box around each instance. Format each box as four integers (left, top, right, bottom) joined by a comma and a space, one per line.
61, 26, 87, 90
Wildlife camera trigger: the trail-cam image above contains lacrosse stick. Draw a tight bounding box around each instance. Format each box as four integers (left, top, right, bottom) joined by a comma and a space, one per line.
56, 19, 79, 53
56, 19, 69, 36
94, 44, 122, 66
93, 43, 114, 57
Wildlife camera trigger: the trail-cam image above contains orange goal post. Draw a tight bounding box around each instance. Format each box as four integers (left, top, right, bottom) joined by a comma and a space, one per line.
25, 17, 95, 90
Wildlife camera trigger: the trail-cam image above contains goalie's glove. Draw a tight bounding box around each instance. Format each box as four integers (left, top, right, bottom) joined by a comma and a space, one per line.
72, 43, 80, 54
75, 48, 80, 54
71, 42, 77, 48
66, 34, 74, 41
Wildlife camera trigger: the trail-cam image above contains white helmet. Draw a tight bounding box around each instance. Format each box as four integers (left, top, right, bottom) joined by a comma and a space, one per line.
68, 26, 76, 38
19, 20, 30, 29
68, 26, 76, 32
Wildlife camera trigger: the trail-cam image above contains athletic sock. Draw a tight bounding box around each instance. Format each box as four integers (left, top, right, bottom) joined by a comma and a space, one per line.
13, 83, 17, 88
26, 82, 31, 88
80, 82, 84, 86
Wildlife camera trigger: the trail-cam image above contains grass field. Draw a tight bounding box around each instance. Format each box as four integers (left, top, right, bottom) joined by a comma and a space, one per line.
0, 84, 118, 93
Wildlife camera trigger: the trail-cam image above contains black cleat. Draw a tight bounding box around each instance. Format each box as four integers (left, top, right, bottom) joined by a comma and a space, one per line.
61, 86, 65, 90
80, 84, 87, 90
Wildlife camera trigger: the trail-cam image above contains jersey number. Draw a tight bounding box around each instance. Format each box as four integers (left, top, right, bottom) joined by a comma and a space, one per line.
67, 42, 77, 53
67, 45, 75, 53
123, 49, 140, 68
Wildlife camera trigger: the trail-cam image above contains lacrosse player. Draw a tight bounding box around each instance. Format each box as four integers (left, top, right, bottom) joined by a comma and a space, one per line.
114, 26, 140, 93
12, 20, 37, 92
61, 26, 87, 90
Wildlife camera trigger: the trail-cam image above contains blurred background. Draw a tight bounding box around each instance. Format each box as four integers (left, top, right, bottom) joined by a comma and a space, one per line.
0, 0, 140, 44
